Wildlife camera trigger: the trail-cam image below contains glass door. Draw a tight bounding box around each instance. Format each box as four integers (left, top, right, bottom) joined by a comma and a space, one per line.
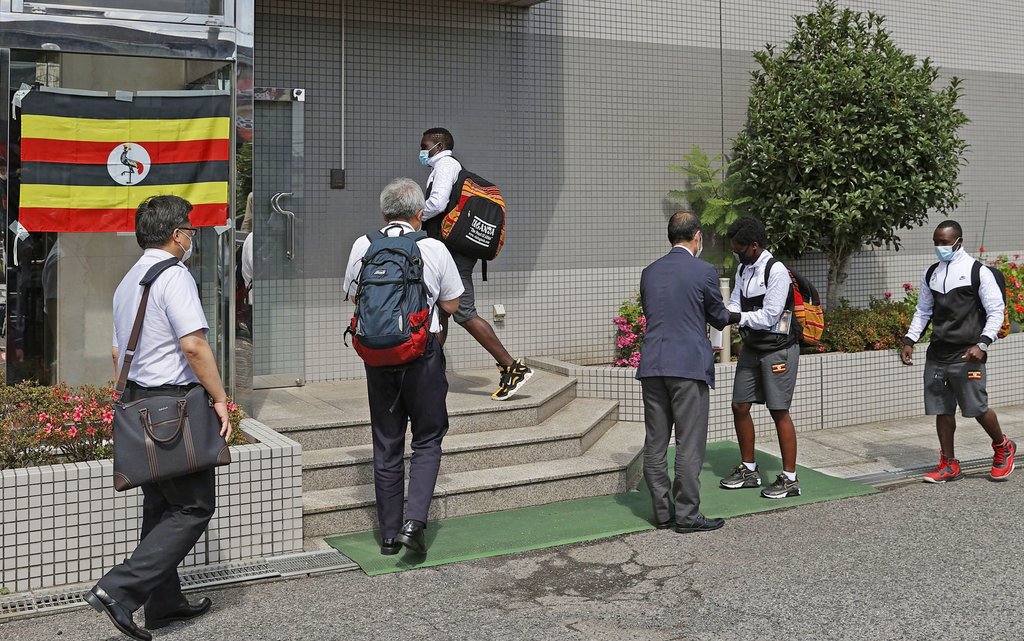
249, 87, 305, 389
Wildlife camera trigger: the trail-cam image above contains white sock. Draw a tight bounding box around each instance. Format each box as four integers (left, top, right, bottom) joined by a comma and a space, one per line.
783, 470, 797, 482
743, 461, 757, 471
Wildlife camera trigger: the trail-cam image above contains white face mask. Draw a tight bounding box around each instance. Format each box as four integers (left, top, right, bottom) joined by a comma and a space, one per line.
175, 229, 195, 262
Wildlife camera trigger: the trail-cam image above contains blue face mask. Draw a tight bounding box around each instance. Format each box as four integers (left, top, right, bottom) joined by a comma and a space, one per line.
935, 238, 961, 262
419, 142, 440, 166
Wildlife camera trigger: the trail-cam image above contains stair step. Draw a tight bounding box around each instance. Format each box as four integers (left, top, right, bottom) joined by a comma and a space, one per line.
301, 398, 619, 491
256, 369, 576, 451
304, 421, 645, 537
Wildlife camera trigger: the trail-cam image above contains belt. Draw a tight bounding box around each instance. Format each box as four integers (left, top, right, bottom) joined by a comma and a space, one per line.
125, 381, 199, 393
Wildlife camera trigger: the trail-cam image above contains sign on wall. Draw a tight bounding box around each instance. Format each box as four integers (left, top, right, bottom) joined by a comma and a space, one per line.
18, 90, 230, 232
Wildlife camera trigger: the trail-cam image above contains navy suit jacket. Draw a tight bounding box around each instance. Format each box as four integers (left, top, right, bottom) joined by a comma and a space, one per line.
635, 247, 731, 387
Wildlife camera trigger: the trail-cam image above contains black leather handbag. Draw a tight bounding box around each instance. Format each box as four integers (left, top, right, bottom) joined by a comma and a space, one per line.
111, 257, 231, 492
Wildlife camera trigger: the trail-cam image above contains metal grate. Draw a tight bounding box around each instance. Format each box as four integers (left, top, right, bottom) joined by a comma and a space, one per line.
265, 550, 357, 577
30, 585, 91, 613
849, 455, 993, 487
179, 559, 278, 590
0, 592, 37, 617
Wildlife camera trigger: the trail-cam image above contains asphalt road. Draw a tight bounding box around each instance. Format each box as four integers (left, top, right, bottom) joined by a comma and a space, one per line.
4, 473, 1022, 641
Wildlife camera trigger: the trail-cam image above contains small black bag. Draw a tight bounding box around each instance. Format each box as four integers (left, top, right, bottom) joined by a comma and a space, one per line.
111, 257, 230, 492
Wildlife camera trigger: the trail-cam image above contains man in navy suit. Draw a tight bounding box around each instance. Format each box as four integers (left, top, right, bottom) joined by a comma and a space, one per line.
637, 211, 739, 533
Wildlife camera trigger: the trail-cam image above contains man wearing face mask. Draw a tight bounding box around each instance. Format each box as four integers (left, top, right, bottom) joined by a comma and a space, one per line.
637, 211, 739, 533
901, 220, 1016, 483
419, 127, 533, 401
720, 216, 803, 500
88, 195, 228, 641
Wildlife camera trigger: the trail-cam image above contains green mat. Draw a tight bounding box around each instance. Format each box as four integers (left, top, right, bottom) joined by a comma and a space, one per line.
325, 441, 876, 575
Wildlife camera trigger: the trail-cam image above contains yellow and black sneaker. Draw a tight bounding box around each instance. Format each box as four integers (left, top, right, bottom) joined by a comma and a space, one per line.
492, 359, 533, 401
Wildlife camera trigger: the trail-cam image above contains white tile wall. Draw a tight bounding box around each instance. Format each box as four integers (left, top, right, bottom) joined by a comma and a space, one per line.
0, 419, 302, 594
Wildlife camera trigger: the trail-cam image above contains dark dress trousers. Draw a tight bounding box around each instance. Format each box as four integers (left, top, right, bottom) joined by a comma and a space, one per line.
364, 336, 449, 538
97, 382, 216, 618
636, 247, 731, 525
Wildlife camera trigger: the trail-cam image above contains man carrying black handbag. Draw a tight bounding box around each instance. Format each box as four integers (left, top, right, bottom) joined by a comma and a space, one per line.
85, 196, 231, 641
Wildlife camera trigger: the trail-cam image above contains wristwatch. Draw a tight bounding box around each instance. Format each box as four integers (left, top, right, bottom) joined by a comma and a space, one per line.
976, 342, 989, 353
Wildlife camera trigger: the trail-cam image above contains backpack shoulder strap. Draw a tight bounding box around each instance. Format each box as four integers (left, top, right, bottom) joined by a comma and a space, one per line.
970, 260, 982, 292
763, 257, 778, 289
925, 262, 939, 288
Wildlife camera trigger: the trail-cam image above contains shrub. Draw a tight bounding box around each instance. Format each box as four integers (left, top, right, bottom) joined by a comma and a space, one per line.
988, 254, 1024, 325
0, 382, 248, 471
819, 284, 924, 353
613, 294, 644, 368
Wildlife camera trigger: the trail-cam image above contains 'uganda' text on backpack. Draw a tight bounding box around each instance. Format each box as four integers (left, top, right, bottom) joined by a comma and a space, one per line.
344, 225, 431, 367
763, 259, 825, 347
925, 260, 1011, 339
436, 167, 506, 263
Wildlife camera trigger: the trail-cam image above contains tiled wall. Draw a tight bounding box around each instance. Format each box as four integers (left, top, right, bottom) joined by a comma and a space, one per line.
253, 0, 1024, 381
532, 332, 1024, 440
0, 419, 302, 594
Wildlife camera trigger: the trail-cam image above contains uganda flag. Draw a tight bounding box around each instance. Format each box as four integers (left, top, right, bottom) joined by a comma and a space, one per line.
19, 89, 230, 232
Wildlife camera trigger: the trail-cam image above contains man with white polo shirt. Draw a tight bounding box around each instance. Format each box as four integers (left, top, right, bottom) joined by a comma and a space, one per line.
87, 195, 230, 641
344, 178, 463, 556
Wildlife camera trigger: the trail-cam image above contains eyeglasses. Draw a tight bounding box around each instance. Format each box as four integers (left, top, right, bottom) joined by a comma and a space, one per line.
176, 226, 197, 237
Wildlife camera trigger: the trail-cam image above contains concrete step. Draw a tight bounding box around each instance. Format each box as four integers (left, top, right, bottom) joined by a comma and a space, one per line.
301, 398, 619, 491
252, 369, 576, 451
304, 420, 645, 537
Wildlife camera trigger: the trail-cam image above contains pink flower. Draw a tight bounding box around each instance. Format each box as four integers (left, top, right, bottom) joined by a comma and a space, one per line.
902, 282, 913, 291
627, 352, 641, 368
86, 427, 96, 436
617, 333, 636, 349
67, 426, 78, 438
884, 291, 892, 299
227, 401, 238, 412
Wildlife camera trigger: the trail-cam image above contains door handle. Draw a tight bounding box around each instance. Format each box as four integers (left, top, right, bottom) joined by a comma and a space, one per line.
270, 192, 296, 261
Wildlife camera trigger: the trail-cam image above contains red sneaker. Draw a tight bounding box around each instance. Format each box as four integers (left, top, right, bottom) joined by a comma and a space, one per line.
991, 438, 1016, 481
923, 452, 964, 484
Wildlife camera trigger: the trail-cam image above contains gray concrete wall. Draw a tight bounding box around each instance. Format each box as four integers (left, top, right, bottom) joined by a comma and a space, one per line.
253, 0, 1024, 382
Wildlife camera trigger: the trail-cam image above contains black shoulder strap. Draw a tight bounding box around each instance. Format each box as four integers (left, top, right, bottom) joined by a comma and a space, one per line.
116, 257, 182, 396
970, 260, 982, 292
763, 258, 778, 289
925, 262, 939, 287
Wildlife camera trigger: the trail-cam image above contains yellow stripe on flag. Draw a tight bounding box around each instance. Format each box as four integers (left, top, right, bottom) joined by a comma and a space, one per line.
21, 182, 227, 209
22, 115, 230, 143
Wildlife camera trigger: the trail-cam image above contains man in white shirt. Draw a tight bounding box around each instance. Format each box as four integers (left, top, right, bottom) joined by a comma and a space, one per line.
87, 196, 229, 641
719, 216, 803, 500
419, 127, 533, 401
344, 178, 463, 556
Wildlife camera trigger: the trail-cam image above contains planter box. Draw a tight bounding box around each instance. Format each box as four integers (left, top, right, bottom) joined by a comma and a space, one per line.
531, 332, 1024, 442
0, 418, 302, 594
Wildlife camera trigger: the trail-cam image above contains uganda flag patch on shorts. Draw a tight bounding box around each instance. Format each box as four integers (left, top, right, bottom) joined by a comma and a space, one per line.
771, 363, 787, 374
18, 88, 230, 232
967, 370, 983, 380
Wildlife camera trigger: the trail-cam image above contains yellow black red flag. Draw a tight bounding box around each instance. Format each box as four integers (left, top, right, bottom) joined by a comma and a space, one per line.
19, 90, 230, 232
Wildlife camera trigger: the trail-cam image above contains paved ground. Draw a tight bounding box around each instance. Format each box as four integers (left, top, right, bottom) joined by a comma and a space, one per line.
5, 469, 1022, 641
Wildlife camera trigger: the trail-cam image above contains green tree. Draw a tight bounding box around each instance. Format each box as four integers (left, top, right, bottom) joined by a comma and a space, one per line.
733, 1, 969, 308
668, 145, 750, 272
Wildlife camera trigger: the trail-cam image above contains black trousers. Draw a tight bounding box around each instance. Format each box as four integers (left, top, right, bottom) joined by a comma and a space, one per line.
365, 337, 449, 539
97, 382, 216, 616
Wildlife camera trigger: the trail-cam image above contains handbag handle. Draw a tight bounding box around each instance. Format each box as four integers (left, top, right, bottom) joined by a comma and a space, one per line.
138, 399, 187, 444
115, 257, 185, 397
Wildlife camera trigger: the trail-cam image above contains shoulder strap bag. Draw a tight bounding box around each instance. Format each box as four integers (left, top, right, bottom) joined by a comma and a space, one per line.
111, 257, 231, 491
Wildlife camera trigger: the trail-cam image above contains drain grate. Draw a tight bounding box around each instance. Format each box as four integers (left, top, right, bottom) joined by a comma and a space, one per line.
31, 584, 91, 613
850, 455, 993, 486
179, 559, 278, 590
265, 550, 357, 577
0, 592, 36, 617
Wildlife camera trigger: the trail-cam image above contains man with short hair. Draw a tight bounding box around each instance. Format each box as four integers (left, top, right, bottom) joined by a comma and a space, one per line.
344, 177, 464, 555
638, 211, 739, 533
901, 220, 1016, 482
87, 195, 229, 641
419, 127, 532, 400
720, 216, 803, 499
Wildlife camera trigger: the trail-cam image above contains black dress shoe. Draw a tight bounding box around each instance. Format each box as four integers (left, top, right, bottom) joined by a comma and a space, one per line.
84, 586, 152, 641
394, 519, 426, 554
655, 520, 675, 529
380, 537, 401, 556
145, 597, 212, 630
674, 516, 725, 533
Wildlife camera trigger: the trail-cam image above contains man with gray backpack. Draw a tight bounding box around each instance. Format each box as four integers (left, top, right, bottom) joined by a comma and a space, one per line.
344, 178, 463, 556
